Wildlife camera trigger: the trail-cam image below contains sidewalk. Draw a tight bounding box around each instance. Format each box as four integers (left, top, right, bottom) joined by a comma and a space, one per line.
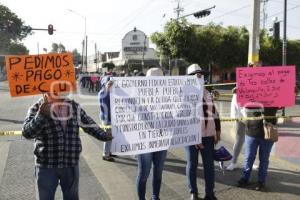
0, 120, 299, 200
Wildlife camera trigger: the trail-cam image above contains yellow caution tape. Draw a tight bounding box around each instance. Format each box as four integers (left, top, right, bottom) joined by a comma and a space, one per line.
204, 82, 236, 87
2, 116, 300, 136
100, 125, 112, 129
0, 131, 22, 136
0, 125, 112, 136
220, 115, 300, 122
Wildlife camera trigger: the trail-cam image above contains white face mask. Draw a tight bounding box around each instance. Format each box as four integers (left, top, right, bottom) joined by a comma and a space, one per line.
58, 92, 71, 99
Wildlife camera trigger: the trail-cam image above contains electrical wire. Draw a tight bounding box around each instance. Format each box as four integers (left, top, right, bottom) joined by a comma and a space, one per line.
209, 4, 251, 21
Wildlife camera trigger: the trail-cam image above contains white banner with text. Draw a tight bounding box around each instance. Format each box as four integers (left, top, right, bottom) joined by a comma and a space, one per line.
110, 76, 204, 155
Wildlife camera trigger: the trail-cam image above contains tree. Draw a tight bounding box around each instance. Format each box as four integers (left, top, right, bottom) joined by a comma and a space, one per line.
58, 43, 66, 53
0, 4, 31, 55
51, 43, 66, 53
151, 19, 196, 60
51, 43, 59, 53
72, 49, 81, 65
7, 43, 29, 55
152, 19, 300, 72
102, 62, 115, 71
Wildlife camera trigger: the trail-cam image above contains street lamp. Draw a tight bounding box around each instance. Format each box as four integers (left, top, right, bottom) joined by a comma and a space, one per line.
67, 9, 87, 72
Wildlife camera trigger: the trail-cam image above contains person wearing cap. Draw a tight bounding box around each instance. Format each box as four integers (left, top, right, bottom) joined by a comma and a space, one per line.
98, 75, 115, 161
226, 87, 247, 170
136, 67, 167, 200
185, 64, 221, 200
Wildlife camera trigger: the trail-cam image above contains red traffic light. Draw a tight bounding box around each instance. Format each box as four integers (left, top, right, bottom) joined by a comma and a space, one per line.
48, 24, 54, 35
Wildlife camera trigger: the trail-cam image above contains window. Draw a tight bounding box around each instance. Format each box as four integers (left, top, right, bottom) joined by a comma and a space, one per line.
132, 35, 138, 41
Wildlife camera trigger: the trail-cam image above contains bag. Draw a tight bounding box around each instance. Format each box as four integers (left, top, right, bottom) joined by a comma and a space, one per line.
214, 146, 232, 162
263, 122, 278, 142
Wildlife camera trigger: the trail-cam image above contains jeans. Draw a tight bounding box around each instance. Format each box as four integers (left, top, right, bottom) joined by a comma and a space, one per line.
35, 165, 79, 200
232, 121, 246, 163
242, 135, 274, 183
103, 141, 112, 156
136, 150, 167, 200
185, 136, 215, 197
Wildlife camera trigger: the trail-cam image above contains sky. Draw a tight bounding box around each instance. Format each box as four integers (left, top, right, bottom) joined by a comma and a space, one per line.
1, 0, 300, 55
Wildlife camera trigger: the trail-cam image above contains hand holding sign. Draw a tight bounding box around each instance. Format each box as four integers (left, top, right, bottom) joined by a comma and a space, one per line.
38, 94, 51, 117
103, 128, 113, 141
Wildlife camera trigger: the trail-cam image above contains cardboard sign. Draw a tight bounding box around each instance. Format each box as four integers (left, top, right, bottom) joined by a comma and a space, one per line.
5, 53, 76, 97
110, 76, 204, 155
237, 66, 296, 107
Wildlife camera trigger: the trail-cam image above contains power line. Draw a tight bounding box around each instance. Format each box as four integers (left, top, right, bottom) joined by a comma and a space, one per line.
267, 4, 300, 21
208, 5, 251, 21
269, 0, 298, 6
103, 0, 156, 45
108, 0, 155, 34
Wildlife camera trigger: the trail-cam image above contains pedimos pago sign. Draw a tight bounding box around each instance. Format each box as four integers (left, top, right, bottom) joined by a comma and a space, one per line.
5, 53, 76, 97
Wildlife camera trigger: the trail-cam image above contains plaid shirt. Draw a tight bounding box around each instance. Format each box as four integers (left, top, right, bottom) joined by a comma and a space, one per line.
22, 98, 109, 168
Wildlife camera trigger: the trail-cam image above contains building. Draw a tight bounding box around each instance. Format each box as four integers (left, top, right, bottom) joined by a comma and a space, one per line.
87, 27, 160, 74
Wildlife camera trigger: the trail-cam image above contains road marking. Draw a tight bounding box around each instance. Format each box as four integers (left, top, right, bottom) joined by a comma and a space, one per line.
0, 142, 10, 184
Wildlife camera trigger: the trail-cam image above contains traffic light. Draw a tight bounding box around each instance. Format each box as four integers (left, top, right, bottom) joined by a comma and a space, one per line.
193, 10, 211, 18
48, 24, 53, 35
273, 22, 280, 40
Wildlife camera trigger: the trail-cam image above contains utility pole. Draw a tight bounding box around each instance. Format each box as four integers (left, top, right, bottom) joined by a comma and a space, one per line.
95, 43, 98, 71
141, 34, 147, 73
173, 0, 184, 74
86, 35, 88, 72
282, 0, 287, 116
283, 0, 287, 66
261, 0, 268, 29
248, 0, 261, 66
81, 40, 84, 72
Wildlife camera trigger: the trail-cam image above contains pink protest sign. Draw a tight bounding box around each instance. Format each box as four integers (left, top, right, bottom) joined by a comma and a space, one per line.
236, 66, 296, 107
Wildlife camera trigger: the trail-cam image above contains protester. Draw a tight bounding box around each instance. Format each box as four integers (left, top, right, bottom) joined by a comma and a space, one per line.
136, 67, 167, 200
237, 105, 279, 191
185, 64, 221, 200
226, 87, 246, 170
89, 73, 98, 93
22, 92, 113, 200
98, 75, 115, 161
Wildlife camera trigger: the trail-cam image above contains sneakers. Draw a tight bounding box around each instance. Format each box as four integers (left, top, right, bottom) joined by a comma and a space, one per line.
226, 163, 238, 171
253, 164, 259, 170
190, 193, 200, 200
102, 155, 115, 162
109, 153, 118, 157
255, 182, 265, 191
237, 178, 249, 188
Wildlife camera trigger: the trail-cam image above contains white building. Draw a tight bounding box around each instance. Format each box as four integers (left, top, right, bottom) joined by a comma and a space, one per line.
86, 27, 160, 73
